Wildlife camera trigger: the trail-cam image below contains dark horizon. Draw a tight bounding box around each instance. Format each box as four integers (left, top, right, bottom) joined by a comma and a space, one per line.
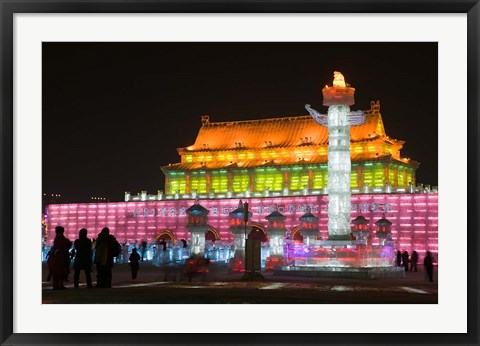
43, 42, 438, 203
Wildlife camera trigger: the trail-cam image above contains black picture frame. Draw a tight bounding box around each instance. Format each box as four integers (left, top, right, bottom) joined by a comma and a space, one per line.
1, 1, 479, 345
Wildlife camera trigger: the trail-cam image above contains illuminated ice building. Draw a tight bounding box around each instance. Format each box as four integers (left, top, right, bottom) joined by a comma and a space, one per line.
46, 73, 438, 274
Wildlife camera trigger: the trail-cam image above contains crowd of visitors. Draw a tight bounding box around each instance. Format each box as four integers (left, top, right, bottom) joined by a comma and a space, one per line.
395, 249, 435, 282
46, 225, 436, 290
45, 226, 187, 289
46, 226, 123, 289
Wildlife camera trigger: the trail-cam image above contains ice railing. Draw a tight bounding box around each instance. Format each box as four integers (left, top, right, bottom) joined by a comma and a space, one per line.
41, 243, 260, 265
283, 241, 396, 268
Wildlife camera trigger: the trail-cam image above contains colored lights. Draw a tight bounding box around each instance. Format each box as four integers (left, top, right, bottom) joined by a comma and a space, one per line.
46, 193, 438, 261
162, 97, 418, 200
165, 158, 414, 197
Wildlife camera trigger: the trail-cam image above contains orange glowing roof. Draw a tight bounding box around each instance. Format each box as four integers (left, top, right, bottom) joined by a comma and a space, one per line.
179, 101, 398, 153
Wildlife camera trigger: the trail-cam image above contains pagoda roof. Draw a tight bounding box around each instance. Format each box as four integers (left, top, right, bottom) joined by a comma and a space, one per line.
299, 212, 319, 221
265, 211, 286, 220
178, 101, 398, 153
352, 215, 369, 224
186, 203, 209, 215
375, 216, 392, 226
229, 200, 253, 218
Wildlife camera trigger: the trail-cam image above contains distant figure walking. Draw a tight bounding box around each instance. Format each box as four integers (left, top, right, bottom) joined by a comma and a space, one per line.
129, 248, 141, 279
181, 239, 188, 248
424, 251, 434, 282
159, 239, 167, 251
401, 251, 409, 272
47, 226, 71, 290
396, 250, 402, 267
73, 228, 93, 288
140, 240, 147, 261
94, 227, 120, 288
410, 250, 418, 272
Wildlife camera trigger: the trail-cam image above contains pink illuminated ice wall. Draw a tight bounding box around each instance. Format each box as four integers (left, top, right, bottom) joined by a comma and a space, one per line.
47, 193, 438, 258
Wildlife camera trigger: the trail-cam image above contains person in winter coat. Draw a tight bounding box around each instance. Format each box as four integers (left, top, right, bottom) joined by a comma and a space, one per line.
396, 250, 402, 267
129, 248, 141, 279
47, 226, 71, 290
424, 251, 434, 282
401, 251, 409, 272
73, 228, 93, 288
94, 227, 120, 288
159, 239, 167, 251
410, 250, 418, 272
140, 240, 147, 261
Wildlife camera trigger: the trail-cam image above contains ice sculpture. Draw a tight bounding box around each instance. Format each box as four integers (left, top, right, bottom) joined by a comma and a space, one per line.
186, 198, 210, 256
306, 72, 364, 240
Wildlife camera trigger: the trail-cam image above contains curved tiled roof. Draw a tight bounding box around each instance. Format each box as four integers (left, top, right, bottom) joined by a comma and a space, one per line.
181, 102, 391, 153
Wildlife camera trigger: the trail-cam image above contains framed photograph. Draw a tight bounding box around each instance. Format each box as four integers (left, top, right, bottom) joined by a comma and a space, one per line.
1, 1, 479, 345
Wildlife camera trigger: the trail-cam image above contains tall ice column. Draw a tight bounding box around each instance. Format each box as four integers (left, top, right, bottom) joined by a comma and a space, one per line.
326, 104, 351, 239
323, 72, 355, 240
307, 72, 363, 241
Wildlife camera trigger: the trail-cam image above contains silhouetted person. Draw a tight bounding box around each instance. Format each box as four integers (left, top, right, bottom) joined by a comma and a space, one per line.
424, 251, 434, 282
410, 250, 418, 272
396, 250, 402, 267
73, 228, 93, 288
159, 239, 167, 251
129, 248, 141, 279
94, 227, 120, 288
47, 226, 71, 289
401, 250, 409, 272
181, 239, 187, 248
140, 240, 147, 261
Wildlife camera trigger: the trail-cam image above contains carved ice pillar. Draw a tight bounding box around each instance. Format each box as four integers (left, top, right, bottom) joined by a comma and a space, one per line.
323, 73, 356, 240
375, 213, 392, 246
299, 207, 320, 245
265, 207, 286, 269
186, 199, 210, 256
307, 72, 362, 241
228, 200, 252, 255
326, 104, 351, 240
351, 215, 370, 245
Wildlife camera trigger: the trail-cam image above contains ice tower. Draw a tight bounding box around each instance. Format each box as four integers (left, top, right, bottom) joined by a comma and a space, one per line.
306, 72, 365, 240
274, 72, 405, 278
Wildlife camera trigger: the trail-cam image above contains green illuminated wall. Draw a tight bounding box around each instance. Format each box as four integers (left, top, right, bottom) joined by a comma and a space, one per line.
166, 172, 186, 194
211, 170, 228, 193
191, 171, 207, 193
312, 167, 328, 189
397, 166, 405, 187
388, 166, 395, 185
362, 163, 373, 187
166, 161, 416, 195
350, 164, 358, 188
374, 163, 385, 187
406, 168, 413, 186
362, 162, 386, 188
289, 166, 309, 190
254, 167, 283, 192
232, 169, 249, 192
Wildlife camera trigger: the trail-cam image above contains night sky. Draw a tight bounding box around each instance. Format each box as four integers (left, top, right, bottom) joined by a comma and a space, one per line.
43, 42, 438, 203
